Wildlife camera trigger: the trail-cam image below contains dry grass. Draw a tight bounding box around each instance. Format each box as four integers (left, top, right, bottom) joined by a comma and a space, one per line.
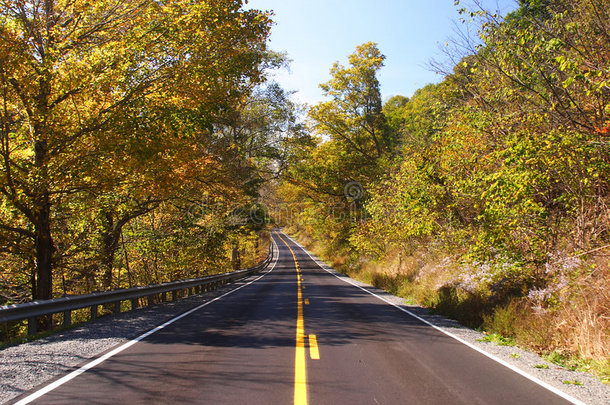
289, 230, 610, 381
555, 259, 610, 376
484, 257, 610, 380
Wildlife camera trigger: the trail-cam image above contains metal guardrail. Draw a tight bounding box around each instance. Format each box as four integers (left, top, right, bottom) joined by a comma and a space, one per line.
0, 242, 274, 336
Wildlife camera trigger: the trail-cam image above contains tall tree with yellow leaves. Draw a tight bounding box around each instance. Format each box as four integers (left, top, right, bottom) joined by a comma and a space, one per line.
0, 0, 272, 306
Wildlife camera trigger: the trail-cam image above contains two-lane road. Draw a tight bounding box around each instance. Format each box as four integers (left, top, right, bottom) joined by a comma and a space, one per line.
13, 231, 578, 404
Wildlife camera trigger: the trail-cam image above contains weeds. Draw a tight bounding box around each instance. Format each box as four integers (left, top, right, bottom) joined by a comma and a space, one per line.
477, 333, 516, 346
563, 380, 583, 386
0, 322, 81, 350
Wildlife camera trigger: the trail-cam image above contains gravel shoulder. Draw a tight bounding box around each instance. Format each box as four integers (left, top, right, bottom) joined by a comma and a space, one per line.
0, 276, 261, 404
284, 233, 610, 405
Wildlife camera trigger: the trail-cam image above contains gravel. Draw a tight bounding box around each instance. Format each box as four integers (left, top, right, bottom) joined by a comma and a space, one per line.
284, 234, 610, 405
0, 277, 259, 404
2, 238, 609, 405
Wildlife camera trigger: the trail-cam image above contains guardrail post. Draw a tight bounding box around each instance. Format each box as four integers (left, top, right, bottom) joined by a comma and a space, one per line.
162, 292, 167, 302
63, 310, 71, 327
90, 305, 98, 320
171, 290, 177, 301
131, 298, 139, 309
114, 301, 121, 314
28, 317, 37, 335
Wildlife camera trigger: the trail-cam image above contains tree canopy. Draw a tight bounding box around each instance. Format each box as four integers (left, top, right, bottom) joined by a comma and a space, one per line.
0, 0, 278, 312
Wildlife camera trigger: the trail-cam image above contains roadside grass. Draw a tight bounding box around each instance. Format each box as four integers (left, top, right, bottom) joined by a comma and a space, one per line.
546, 351, 580, 371
481, 279, 610, 383
476, 332, 516, 346
287, 230, 610, 384
0, 322, 81, 350
563, 380, 583, 386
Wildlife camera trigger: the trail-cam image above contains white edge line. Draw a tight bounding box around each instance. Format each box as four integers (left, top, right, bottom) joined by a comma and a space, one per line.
281, 233, 587, 405
13, 239, 280, 405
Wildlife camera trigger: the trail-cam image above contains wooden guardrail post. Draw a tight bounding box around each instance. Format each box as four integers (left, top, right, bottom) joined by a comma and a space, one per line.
28, 317, 37, 335
90, 305, 98, 320
63, 310, 71, 327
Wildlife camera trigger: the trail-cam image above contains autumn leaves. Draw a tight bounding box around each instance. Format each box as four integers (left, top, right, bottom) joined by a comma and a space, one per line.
0, 1, 274, 308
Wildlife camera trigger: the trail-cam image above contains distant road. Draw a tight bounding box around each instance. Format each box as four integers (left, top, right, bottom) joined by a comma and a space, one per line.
13, 231, 577, 404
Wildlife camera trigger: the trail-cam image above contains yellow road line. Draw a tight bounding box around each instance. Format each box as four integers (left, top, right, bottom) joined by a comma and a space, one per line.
308, 334, 320, 360
295, 277, 307, 405
275, 233, 308, 405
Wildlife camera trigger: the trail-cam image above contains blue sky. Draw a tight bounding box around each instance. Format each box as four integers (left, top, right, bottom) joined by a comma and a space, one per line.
246, 0, 518, 105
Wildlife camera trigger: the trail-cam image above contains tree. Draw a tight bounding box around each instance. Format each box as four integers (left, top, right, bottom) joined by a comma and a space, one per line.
462, 0, 610, 260
0, 0, 272, 304
309, 42, 393, 165
279, 43, 395, 257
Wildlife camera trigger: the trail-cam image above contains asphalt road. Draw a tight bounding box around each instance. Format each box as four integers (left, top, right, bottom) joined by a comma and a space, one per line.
13, 231, 575, 404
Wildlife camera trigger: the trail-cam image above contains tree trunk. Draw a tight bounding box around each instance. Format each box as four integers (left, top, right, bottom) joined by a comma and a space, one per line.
100, 212, 120, 291
34, 194, 54, 301
100, 208, 154, 290
100, 236, 118, 290
32, 41, 54, 323
121, 230, 133, 288
34, 193, 54, 329
30, 272, 36, 301
100, 225, 120, 313
231, 241, 240, 270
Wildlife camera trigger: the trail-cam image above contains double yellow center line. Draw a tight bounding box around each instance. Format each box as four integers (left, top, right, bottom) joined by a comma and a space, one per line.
275, 233, 319, 405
